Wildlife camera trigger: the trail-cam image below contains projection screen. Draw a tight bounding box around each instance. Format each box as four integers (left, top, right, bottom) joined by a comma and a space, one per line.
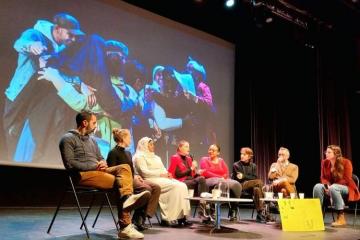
0, 0, 235, 169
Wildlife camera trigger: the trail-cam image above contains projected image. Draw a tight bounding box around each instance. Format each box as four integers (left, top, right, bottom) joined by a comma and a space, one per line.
0, 0, 234, 168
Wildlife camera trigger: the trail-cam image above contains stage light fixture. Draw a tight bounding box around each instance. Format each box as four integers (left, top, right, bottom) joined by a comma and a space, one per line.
225, 0, 235, 8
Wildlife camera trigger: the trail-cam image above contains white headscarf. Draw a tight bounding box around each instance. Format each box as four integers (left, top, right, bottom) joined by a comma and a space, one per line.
133, 136, 154, 160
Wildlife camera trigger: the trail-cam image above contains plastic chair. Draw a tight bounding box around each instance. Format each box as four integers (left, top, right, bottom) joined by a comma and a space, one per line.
47, 174, 119, 239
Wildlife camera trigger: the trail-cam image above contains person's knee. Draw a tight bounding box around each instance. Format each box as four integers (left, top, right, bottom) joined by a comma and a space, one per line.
153, 183, 161, 194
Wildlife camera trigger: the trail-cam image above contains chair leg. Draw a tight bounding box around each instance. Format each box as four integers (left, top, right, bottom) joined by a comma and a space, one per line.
354, 203, 358, 227
80, 193, 96, 230
251, 207, 255, 219
147, 217, 153, 228
155, 211, 161, 224
47, 190, 66, 234
72, 187, 90, 239
105, 193, 119, 231
92, 197, 105, 229
193, 204, 198, 218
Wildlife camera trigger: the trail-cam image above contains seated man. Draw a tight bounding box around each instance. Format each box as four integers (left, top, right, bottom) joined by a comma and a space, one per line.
232, 147, 269, 223
267, 147, 298, 197
59, 111, 150, 239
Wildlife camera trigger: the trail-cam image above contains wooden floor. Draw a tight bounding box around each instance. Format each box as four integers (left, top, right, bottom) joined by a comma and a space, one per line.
0, 206, 359, 240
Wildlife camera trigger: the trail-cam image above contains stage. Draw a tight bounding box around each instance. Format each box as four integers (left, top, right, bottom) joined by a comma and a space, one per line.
0, 207, 358, 240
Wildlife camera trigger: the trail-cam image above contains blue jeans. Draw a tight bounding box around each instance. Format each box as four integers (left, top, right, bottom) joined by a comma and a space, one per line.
313, 183, 348, 210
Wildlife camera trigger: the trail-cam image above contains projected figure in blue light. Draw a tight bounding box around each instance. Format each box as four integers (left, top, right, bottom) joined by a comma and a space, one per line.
184, 56, 217, 146
3, 13, 84, 163
37, 36, 138, 157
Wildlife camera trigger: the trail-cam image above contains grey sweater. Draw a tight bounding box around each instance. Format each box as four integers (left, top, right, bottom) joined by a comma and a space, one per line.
59, 129, 103, 171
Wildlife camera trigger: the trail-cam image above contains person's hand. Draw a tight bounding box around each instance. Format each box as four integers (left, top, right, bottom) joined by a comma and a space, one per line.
160, 173, 168, 178
39, 55, 51, 68
81, 83, 97, 109
236, 172, 243, 180
38, 67, 62, 84
191, 161, 198, 170
270, 167, 277, 173
28, 41, 47, 55
96, 160, 107, 171
135, 175, 144, 183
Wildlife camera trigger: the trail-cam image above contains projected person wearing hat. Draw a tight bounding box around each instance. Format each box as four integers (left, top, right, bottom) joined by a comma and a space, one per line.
3, 12, 84, 163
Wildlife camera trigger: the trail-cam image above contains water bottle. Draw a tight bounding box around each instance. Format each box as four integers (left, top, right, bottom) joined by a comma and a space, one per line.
219, 180, 230, 198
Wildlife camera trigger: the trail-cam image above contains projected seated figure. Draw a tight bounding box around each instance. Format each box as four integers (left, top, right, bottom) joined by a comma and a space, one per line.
133, 137, 192, 227
267, 147, 298, 198
200, 144, 243, 221
38, 36, 138, 157
3, 13, 84, 163
59, 111, 150, 239
168, 140, 209, 220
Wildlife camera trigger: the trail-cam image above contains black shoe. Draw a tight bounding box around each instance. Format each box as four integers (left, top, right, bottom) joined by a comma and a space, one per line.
256, 213, 267, 223
134, 222, 148, 231
265, 214, 276, 224
229, 209, 238, 221
177, 217, 193, 227
160, 220, 178, 227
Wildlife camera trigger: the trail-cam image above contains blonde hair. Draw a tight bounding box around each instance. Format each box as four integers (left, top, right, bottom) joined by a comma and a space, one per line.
112, 128, 130, 143
177, 140, 189, 151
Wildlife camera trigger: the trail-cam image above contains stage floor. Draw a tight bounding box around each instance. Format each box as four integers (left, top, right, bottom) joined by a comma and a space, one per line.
0, 207, 359, 240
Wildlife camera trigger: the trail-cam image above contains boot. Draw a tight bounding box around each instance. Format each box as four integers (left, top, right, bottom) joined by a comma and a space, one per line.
331, 211, 346, 227
229, 208, 238, 221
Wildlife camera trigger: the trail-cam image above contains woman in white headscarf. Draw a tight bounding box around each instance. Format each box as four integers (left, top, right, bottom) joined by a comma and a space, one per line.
133, 137, 192, 227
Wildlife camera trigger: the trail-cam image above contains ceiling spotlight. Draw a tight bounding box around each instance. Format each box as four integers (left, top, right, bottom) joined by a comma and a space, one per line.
225, 0, 235, 8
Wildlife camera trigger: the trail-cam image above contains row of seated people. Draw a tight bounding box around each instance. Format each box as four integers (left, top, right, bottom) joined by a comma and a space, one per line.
60, 111, 359, 239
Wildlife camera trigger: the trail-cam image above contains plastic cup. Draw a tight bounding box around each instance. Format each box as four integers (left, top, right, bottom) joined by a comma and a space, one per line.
299, 193, 305, 199
188, 189, 194, 198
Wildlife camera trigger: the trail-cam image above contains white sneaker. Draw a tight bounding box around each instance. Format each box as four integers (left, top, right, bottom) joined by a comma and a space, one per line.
123, 191, 150, 210
118, 223, 144, 239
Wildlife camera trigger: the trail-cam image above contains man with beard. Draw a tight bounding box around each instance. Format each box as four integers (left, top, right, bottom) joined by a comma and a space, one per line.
4, 13, 85, 164
59, 111, 150, 239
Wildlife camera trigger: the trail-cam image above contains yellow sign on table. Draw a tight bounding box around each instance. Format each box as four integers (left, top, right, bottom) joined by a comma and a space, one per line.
278, 198, 325, 231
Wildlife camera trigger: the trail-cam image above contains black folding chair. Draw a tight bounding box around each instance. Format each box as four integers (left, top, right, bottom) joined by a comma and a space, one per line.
323, 174, 359, 226
47, 174, 119, 239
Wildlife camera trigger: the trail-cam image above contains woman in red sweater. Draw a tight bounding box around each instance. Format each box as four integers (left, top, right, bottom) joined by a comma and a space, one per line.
313, 145, 360, 227
200, 144, 242, 221
168, 140, 208, 195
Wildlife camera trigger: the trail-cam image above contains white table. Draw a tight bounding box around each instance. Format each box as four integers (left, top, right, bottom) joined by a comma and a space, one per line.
186, 197, 253, 233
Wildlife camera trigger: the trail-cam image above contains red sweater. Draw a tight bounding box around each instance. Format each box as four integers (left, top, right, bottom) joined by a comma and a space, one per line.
200, 157, 229, 179
168, 153, 195, 181
320, 158, 360, 201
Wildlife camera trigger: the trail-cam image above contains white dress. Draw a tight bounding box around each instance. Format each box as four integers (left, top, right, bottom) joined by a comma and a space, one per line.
133, 137, 190, 221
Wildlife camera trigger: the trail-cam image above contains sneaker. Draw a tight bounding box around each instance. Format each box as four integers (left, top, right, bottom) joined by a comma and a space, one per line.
123, 191, 150, 210
118, 224, 144, 239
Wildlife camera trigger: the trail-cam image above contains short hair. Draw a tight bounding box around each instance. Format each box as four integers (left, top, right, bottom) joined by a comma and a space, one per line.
53, 12, 84, 35
75, 111, 94, 127
210, 144, 220, 152
177, 140, 189, 151
278, 147, 290, 158
240, 147, 254, 159
112, 128, 130, 143
105, 40, 129, 57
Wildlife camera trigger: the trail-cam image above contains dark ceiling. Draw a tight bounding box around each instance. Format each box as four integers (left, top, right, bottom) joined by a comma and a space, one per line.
122, 0, 360, 43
